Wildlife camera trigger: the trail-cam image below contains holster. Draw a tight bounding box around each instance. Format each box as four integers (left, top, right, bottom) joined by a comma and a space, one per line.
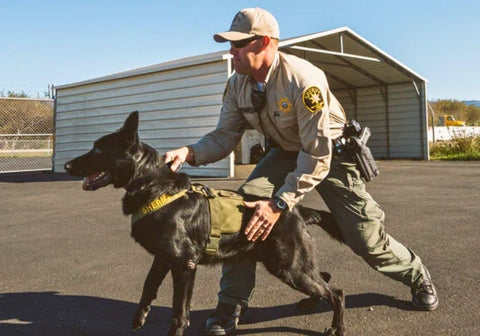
338, 121, 379, 183
347, 136, 379, 182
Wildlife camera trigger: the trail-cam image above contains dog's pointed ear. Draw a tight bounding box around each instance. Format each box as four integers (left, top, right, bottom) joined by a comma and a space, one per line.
120, 111, 139, 138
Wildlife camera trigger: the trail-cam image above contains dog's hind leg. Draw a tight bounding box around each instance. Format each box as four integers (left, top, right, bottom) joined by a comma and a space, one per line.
132, 256, 170, 330
322, 284, 345, 336
297, 271, 331, 312
168, 262, 197, 336
274, 270, 345, 336
262, 244, 344, 336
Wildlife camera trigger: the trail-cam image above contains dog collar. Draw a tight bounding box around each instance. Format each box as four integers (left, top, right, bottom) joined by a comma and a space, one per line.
131, 189, 188, 224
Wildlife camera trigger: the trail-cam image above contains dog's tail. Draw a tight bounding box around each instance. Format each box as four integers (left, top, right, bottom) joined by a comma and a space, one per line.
298, 206, 344, 243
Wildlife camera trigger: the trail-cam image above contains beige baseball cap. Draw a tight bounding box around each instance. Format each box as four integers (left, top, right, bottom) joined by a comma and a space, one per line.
214, 7, 280, 42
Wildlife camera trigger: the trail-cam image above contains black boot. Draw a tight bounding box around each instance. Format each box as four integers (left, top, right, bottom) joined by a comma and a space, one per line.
411, 268, 439, 311
205, 302, 248, 336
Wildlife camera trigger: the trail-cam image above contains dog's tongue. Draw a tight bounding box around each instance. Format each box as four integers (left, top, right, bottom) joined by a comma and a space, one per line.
83, 172, 111, 190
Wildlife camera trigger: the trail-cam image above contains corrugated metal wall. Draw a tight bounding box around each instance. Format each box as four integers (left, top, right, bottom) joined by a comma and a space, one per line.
334, 82, 427, 159
54, 60, 231, 176
388, 83, 426, 158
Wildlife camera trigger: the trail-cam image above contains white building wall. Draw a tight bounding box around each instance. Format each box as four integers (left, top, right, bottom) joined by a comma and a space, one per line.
54, 60, 231, 176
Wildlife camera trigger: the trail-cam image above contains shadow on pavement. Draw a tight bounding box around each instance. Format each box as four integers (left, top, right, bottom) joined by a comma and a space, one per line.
0, 291, 412, 336
0, 291, 167, 336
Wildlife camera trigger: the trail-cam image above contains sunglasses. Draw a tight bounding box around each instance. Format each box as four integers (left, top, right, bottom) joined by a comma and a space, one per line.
231, 35, 263, 49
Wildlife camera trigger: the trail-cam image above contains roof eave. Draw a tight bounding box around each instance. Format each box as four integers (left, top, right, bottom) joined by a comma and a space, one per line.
55, 50, 229, 90
280, 27, 427, 83
55, 27, 427, 90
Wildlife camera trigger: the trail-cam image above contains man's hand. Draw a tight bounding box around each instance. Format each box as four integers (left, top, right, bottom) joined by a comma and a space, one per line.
162, 146, 194, 172
244, 199, 283, 241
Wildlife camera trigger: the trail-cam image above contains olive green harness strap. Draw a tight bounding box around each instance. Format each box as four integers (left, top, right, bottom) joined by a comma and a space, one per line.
190, 184, 244, 255
131, 184, 244, 256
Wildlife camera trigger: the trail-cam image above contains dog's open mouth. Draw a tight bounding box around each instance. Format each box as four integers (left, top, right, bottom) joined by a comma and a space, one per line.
83, 172, 111, 190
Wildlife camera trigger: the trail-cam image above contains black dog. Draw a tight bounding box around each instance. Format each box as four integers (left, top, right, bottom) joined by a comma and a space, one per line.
64, 111, 345, 336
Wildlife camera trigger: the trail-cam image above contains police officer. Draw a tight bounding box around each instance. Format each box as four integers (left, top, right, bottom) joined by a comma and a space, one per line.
163, 7, 438, 335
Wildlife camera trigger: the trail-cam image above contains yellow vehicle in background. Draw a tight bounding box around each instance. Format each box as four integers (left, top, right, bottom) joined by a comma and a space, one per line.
438, 115, 465, 126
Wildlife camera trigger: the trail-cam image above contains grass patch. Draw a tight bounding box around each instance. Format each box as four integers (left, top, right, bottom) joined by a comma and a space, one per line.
430, 136, 480, 160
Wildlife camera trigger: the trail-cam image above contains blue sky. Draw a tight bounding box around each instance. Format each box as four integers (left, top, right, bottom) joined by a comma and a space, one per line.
1, 0, 479, 100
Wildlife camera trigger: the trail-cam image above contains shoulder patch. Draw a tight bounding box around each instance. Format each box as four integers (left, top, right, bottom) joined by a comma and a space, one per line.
302, 86, 324, 113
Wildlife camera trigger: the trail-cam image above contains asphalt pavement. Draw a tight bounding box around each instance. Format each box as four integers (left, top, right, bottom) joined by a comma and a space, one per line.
1, 160, 479, 336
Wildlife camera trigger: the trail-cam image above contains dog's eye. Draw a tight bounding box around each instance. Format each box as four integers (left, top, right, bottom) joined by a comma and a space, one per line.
92, 147, 102, 154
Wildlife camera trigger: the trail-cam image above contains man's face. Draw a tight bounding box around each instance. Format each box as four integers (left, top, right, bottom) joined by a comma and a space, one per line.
229, 37, 264, 75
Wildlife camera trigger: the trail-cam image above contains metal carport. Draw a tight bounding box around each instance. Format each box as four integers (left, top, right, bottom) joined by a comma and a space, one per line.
54, 27, 428, 177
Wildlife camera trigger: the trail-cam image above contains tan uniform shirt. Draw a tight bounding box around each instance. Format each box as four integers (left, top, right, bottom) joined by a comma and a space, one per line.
191, 51, 346, 208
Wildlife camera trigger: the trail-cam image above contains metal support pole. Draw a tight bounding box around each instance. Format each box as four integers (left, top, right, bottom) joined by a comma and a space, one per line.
384, 86, 391, 159
428, 104, 436, 143
340, 32, 344, 53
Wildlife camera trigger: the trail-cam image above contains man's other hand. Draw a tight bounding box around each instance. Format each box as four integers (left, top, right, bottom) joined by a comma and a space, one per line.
244, 199, 283, 241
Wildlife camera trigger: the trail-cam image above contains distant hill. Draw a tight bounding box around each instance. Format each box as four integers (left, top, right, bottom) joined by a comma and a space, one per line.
464, 100, 480, 107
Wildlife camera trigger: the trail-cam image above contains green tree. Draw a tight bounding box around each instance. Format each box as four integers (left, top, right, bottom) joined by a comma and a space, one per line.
1, 89, 51, 99
1, 91, 29, 98
429, 99, 480, 126
465, 105, 480, 126
0, 98, 53, 134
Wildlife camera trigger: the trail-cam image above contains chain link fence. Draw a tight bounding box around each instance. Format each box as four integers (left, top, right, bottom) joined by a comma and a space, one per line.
0, 97, 54, 173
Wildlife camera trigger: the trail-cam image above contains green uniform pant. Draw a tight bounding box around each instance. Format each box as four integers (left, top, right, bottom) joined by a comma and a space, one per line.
218, 148, 428, 306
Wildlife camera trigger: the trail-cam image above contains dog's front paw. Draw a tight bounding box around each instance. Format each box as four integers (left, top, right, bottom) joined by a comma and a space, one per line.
132, 306, 150, 330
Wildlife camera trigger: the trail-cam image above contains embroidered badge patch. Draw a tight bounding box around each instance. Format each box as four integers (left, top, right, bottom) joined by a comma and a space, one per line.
278, 97, 292, 114
302, 86, 324, 113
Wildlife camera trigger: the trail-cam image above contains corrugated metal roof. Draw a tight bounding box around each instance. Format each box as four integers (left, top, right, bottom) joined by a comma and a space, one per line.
55, 27, 426, 91
55, 50, 229, 90
279, 27, 427, 90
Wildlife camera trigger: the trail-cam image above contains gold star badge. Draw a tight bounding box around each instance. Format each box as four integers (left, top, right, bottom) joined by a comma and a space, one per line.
302, 86, 324, 113
278, 97, 292, 114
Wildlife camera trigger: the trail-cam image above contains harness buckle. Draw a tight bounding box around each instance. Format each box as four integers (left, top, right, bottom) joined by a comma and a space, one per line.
202, 185, 215, 198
